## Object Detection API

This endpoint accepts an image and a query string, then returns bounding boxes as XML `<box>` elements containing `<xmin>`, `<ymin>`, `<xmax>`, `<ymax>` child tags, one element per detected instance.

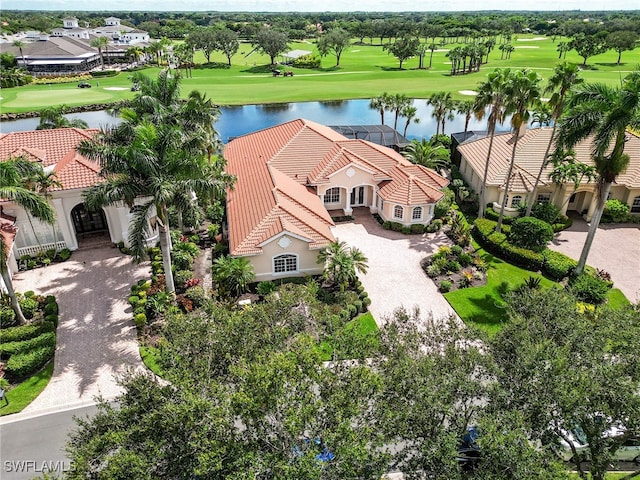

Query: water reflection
<box><xmin>1</xmin><ymin>99</ymin><xmax>512</xmax><ymax>143</ymax></box>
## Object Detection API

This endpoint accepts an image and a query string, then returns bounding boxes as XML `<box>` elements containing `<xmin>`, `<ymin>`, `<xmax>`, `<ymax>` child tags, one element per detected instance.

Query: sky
<box><xmin>2</xmin><ymin>0</ymin><xmax>638</xmax><ymax>11</ymax></box>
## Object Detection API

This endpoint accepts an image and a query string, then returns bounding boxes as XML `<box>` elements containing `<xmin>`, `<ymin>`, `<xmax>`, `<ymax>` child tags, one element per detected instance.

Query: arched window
<box><xmin>632</xmin><ymin>196</ymin><xmax>640</xmax><ymax>213</ymax></box>
<box><xmin>273</xmin><ymin>254</ymin><xmax>298</xmax><ymax>274</ymax></box>
<box><xmin>324</xmin><ymin>187</ymin><xmax>340</xmax><ymax>204</ymax></box>
<box><xmin>537</xmin><ymin>193</ymin><xmax>551</xmax><ymax>204</ymax></box>
<box><xmin>393</xmin><ymin>205</ymin><xmax>404</xmax><ymax>220</ymax></box>
<box><xmin>412</xmin><ymin>206</ymin><xmax>423</xmax><ymax>220</ymax></box>
<box><xmin>510</xmin><ymin>195</ymin><xmax>523</xmax><ymax>208</ymax></box>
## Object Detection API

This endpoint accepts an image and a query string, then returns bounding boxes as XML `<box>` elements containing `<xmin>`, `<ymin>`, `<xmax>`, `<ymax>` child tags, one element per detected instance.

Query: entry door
<box><xmin>350</xmin><ymin>186</ymin><xmax>365</xmax><ymax>206</ymax></box>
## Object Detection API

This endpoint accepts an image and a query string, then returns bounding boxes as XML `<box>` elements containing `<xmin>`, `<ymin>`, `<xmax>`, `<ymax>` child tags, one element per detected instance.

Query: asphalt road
<box><xmin>0</xmin><ymin>405</ymin><xmax>97</xmax><ymax>480</ymax></box>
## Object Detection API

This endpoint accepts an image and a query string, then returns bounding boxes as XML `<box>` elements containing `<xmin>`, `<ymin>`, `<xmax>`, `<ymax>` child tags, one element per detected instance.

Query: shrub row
<box><xmin>543</xmin><ymin>250</ymin><xmax>578</xmax><ymax>280</ymax></box>
<box><xmin>382</xmin><ymin>220</ymin><xmax>440</xmax><ymax>235</ymax></box>
<box><xmin>473</xmin><ymin>219</ymin><xmax>544</xmax><ymax>271</ymax></box>
<box><xmin>484</xmin><ymin>206</ymin><xmax>516</xmax><ymax>224</ymax></box>
<box><xmin>0</xmin><ymin>332</ymin><xmax>56</xmax><ymax>359</ymax></box>
<box><xmin>5</xmin><ymin>344</ymin><xmax>55</xmax><ymax>378</ymax></box>
<box><xmin>0</xmin><ymin>321</ymin><xmax>55</xmax><ymax>344</ymax></box>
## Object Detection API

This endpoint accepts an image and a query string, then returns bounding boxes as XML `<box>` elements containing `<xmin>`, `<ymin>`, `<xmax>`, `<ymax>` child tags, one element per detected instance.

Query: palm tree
<box><xmin>12</xmin><ymin>40</ymin><xmax>25</xmax><ymax>68</ymax></box>
<box><xmin>547</xmin><ymin>148</ymin><xmax>596</xmax><ymax>215</ymax></box>
<box><xmin>0</xmin><ymin>158</ymin><xmax>55</xmax><ymax>325</ymax></box>
<box><xmin>556</xmin><ymin>70</ymin><xmax>640</xmax><ymax>275</ymax></box>
<box><xmin>78</xmin><ymin>71</ymin><xmax>234</xmax><ymax>295</ymax></box>
<box><xmin>90</xmin><ymin>36</ymin><xmax>109</xmax><ymax>70</ymax></box>
<box><xmin>402</xmin><ymin>139</ymin><xmax>450</xmax><ymax>173</ymax></box>
<box><xmin>390</xmin><ymin>94</ymin><xmax>411</xmax><ymax>131</ymax></box>
<box><xmin>212</xmin><ymin>255</ymin><xmax>255</xmax><ymax>298</ymax></box>
<box><xmin>428</xmin><ymin>92</ymin><xmax>455</xmax><ymax>136</ymax></box>
<box><xmin>400</xmin><ymin>104</ymin><xmax>420</xmax><ymax>137</ymax></box>
<box><xmin>531</xmin><ymin>101</ymin><xmax>552</xmax><ymax>128</ymax></box>
<box><xmin>525</xmin><ymin>62</ymin><xmax>583</xmax><ymax>217</ymax></box>
<box><xmin>473</xmin><ymin>67</ymin><xmax>512</xmax><ymax>218</ymax></box>
<box><xmin>496</xmin><ymin>69</ymin><xmax>542</xmax><ymax>233</ymax></box>
<box><xmin>37</xmin><ymin>105</ymin><xmax>89</xmax><ymax>130</ymax></box>
<box><xmin>456</xmin><ymin>100</ymin><xmax>475</xmax><ymax>133</ymax></box>
<box><xmin>317</xmin><ymin>240</ymin><xmax>368</xmax><ymax>291</ymax></box>
<box><xmin>369</xmin><ymin>93</ymin><xmax>393</xmax><ymax>125</ymax></box>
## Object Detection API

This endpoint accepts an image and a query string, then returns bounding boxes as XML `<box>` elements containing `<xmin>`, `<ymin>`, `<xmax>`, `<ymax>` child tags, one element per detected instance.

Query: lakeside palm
<box><xmin>556</xmin><ymin>69</ymin><xmax>640</xmax><ymax>275</ymax></box>
<box><xmin>402</xmin><ymin>139</ymin><xmax>450</xmax><ymax>173</ymax></box>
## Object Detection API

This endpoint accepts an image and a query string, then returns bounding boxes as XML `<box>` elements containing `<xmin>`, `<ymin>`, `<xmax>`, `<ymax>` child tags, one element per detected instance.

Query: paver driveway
<box><xmin>332</xmin><ymin>209</ymin><xmax>456</xmax><ymax>326</ymax></box>
<box><xmin>549</xmin><ymin>218</ymin><xmax>640</xmax><ymax>303</ymax></box>
<box><xmin>12</xmin><ymin>247</ymin><xmax>149</xmax><ymax>414</ymax></box>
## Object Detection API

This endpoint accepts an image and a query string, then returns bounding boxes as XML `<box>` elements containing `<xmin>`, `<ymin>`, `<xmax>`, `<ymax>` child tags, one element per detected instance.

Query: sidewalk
<box><xmin>7</xmin><ymin>247</ymin><xmax>149</xmax><ymax>418</ymax></box>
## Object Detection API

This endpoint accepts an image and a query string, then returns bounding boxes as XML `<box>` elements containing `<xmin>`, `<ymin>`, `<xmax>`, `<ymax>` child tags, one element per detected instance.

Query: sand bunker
<box><xmin>518</xmin><ymin>37</ymin><xmax>547</xmax><ymax>41</ymax></box>
<box><xmin>515</xmin><ymin>46</ymin><xmax>540</xmax><ymax>49</ymax></box>
<box><xmin>351</xmin><ymin>50</ymin><xmax>361</xmax><ymax>52</ymax></box>
<box><xmin>459</xmin><ymin>90</ymin><xmax>478</xmax><ymax>96</ymax></box>
<box><xmin>103</xmin><ymin>87</ymin><xmax>129</xmax><ymax>91</ymax></box>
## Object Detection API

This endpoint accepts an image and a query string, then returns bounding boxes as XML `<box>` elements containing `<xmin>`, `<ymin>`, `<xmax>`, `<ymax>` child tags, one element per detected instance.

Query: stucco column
<box><xmin>370</xmin><ymin>186</ymin><xmax>378</xmax><ymax>213</ymax></box>
<box><xmin>53</xmin><ymin>198</ymin><xmax>77</xmax><ymax>250</ymax></box>
<box><xmin>558</xmin><ymin>188</ymin><xmax>573</xmax><ymax>216</ymax></box>
<box><xmin>345</xmin><ymin>187</ymin><xmax>352</xmax><ymax>215</ymax></box>
<box><xmin>585</xmin><ymin>192</ymin><xmax>599</xmax><ymax>221</ymax></box>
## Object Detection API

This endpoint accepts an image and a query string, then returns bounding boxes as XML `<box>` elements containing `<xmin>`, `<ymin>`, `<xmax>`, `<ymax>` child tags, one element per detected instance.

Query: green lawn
<box><xmin>0</xmin><ymin>361</ymin><xmax>53</xmax><ymax>416</ymax></box>
<box><xmin>1</xmin><ymin>35</ymin><xmax>637</xmax><ymax>113</ymax></box>
<box><xmin>444</xmin><ymin>242</ymin><xmax>557</xmax><ymax>335</ymax></box>
<box><xmin>606</xmin><ymin>288</ymin><xmax>631</xmax><ymax>309</ymax></box>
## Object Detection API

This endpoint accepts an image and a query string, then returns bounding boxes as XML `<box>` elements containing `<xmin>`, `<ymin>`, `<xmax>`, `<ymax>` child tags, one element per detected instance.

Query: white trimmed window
<box><xmin>537</xmin><ymin>193</ymin><xmax>551</xmax><ymax>204</ymax></box>
<box><xmin>324</xmin><ymin>187</ymin><xmax>340</xmax><ymax>204</ymax></box>
<box><xmin>510</xmin><ymin>195</ymin><xmax>523</xmax><ymax>208</ymax></box>
<box><xmin>273</xmin><ymin>254</ymin><xmax>298</xmax><ymax>274</ymax></box>
<box><xmin>412</xmin><ymin>206</ymin><xmax>423</xmax><ymax>220</ymax></box>
<box><xmin>631</xmin><ymin>196</ymin><xmax>640</xmax><ymax>213</ymax></box>
<box><xmin>394</xmin><ymin>205</ymin><xmax>404</xmax><ymax>220</ymax></box>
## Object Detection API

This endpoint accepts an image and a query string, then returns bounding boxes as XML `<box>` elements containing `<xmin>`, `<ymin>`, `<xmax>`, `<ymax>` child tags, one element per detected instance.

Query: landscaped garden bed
<box><xmin>0</xmin><ymin>291</ymin><xmax>59</xmax><ymax>415</ymax></box>
<box><xmin>422</xmin><ymin>244</ymin><xmax>488</xmax><ymax>293</ymax></box>
<box><xmin>17</xmin><ymin>248</ymin><xmax>72</xmax><ymax>271</ymax></box>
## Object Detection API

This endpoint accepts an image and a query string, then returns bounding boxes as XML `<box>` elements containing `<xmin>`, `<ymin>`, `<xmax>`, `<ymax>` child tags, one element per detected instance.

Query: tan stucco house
<box><xmin>456</xmin><ymin>127</ymin><xmax>640</xmax><ymax>221</ymax></box>
<box><xmin>0</xmin><ymin>128</ymin><xmax>157</xmax><ymax>275</ymax></box>
<box><xmin>224</xmin><ymin>119</ymin><xmax>449</xmax><ymax>281</ymax></box>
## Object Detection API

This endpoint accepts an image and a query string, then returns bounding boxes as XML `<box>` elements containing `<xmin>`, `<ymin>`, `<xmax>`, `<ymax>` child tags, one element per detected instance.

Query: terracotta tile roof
<box><xmin>0</xmin><ymin>216</ymin><xmax>18</xmax><ymax>257</ymax></box>
<box><xmin>457</xmin><ymin>127</ymin><xmax>640</xmax><ymax>190</ymax></box>
<box><xmin>379</xmin><ymin>165</ymin><xmax>446</xmax><ymax>205</ymax></box>
<box><xmin>0</xmin><ymin>128</ymin><xmax>100</xmax><ymax>191</ymax></box>
<box><xmin>224</xmin><ymin>119</ymin><xmax>448</xmax><ymax>257</ymax></box>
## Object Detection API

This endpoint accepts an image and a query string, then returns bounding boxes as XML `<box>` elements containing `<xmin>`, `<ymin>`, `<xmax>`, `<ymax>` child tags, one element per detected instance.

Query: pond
<box><xmin>0</xmin><ymin>99</ymin><xmax>512</xmax><ymax>142</ymax></box>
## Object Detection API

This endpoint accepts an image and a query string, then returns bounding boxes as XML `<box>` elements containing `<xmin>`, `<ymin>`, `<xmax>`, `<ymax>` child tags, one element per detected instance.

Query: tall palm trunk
<box><xmin>526</xmin><ymin>123</ymin><xmax>557</xmax><ymax>217</ymax></box>
<box><xmin>2</xmin><ymin>268</ymin><xmax>26</xmax><ymax>325</ymax></box>
<box><xmin>496</xmin><ymin>130</ymin><xmax>522</xmax><ymax>232</ymax></box>
<box><xmin>575</xmin><ymin>181</ymin><xmax>610</xmax><ymax>276</ymax></box>
<box><xmin>158</xmin><ymin>204</ymin><xmax>175</xmax><ymax>294</ymax></box>
<box><xmin>477</xmin><ymin>132</ymin><xmax>497</xmax><ymax>218</ymax></box>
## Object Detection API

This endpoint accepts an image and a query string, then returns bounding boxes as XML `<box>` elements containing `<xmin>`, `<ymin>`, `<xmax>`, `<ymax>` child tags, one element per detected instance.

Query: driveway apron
<box><xmin>11</xmin><ymin>247</ymin><xmax>149</xmax><ymax>414</ymax></box>
<box><xmin>331</xmin><ymin>209</ymin><xmax>457</xmax><ymax>326</ymax></box>
<box><xmin>549</xmin><ymin>218</ymin><xmax>640</xmax><ymax>303</ymax></box>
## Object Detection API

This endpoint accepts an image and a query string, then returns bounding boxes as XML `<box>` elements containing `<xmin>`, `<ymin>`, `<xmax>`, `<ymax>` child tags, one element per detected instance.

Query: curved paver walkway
<box><xmin>548</xmin><ymin>218</ymin><xmax>640</xmax><ymax>303</ymax></box>
<box><xmin>12</xmin><ymin>247</ymin><xmax>149</xmax><ymax>414</ymax></box>
<box><xmin>332</xmin><ymin>209</ymin><xmax>457</xmax><ymax>326</ymax></box>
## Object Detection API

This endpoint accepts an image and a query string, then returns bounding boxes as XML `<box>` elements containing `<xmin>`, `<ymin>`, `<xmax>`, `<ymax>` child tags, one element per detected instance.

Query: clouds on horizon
<box><xmin>3</xmin><ymin>0</ymin><xmax>638</xmax><ymax>11</ymax></box>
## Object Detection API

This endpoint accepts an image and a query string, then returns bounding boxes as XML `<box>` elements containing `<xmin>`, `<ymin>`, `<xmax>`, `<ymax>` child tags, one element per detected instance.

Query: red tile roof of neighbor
<box><xmin>0</xmin><ymin>128</ymin><xmax>101</xmax><ymax>191</ymax></box>
<box><xmin>457</xmin><ymin>128</ymin><xmax>640</xmax><ymax>192</ymax></box>
<box><xmin>224</xmin><ymin>119</ymin><xmax>448</xmax><ymax>257</ymax></box>
<box><xmin>0</xmin><ymin>216</ymin><xmax>18</xmax><ymax>256</ymax></box>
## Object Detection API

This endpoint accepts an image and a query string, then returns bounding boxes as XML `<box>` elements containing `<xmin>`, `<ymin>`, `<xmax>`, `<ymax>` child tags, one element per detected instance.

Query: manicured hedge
<box><xmin>543</xmin><ymin>250</ymin><xmax>577</xmax><ymax>280</ymax></box>
<box><xmin>485</xmin><ymin>206</ymin><xmax>516</xmax><ymax>224</ymax></box>
<box><xmin>473</xmin><ymin>218</ymin><xmax>544</xmax><ymax>271</ymax></box>
<box><xmin>5</xmin><ymin>344</ymin><xmax>55</xmax><ymax>378</ymax></box>
<box><xmin>509</xmin><ymin>217</ymin><xmax>554</xmax><ymax>252</ymax></box>
<box><xmin>0</xmin><ymin>321</ymin><xmax>55</xmax><ymax>344</ymax></box>
<box><xmin>0</xmin><ymin>332</ymin><xmax>56</xmax><ymax>359</ymax></box>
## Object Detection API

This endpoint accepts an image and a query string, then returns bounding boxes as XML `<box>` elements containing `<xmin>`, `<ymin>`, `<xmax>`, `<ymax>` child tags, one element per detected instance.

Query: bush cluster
<box><xmin>0</xmin><ymin>321</ymin><xmax>55</xmax><ymax>344</ymax></box>
<box><xmin>32</xmin><ymin>74</ymin><xmax>92</xmax><ymax>84</ymax></box>
<box><xmin>473</xmin><ymin>219</ymin><xmax>544</xmax><ymax>271</ymax></box>
<box><xmin>5</xmin><ymin>344</ymin><xmax>56</xmax><ymax>378</ymax></box>
<box><xmin>509</xmin><ymin>217</ymin><xmax>554</xmax><ymax>253</ymax></box>
<box><xmin>543</xmin><ymin>250</ymin><xmax>577</xmax><ymax>280</ymax></box>
<box><xmin>569</xmin><ymin>272</ymin><xmax>612</xmax><ymax>305</ymax></box>
<box><xmin>602</xmin><ymin>199</ymin><xmax>630</xmax><ymax>223</ymax></box>
<box><xmin>19</xmin><ymin>248</ymin><xmax>71</xmax><ymax>270</ymax></box>
<box><xmin>292</xmin><ymin>54</ymin><xmax>321</xmax><ymax>68</ymax></box>
<box><xmin>0</xmin><ymin>332</ymin><xmax>56</xmax><ymax>359</ymax></box>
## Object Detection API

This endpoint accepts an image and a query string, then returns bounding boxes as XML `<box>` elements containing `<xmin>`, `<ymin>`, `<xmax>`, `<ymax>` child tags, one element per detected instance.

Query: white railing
<box><xmin>17</xmin><ymin>242</ymin><xmax>68</xmax><ymax>258</ymax></box>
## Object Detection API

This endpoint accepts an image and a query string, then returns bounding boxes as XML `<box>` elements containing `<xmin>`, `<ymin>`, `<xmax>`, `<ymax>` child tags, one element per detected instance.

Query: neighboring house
<box><xmin>456</xmin><ymin>127</ymin><xmax>640</xmax><ymax>220</ymax></box>
<box><xmin>224</xmin><ymin>119</ymin><xmax>448</xmax><ymax>281</ymax></box>
<box><xmin>0</xmin><ymin>128</ymin><xmax>157</xmax><ymax>274</ymax></box>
